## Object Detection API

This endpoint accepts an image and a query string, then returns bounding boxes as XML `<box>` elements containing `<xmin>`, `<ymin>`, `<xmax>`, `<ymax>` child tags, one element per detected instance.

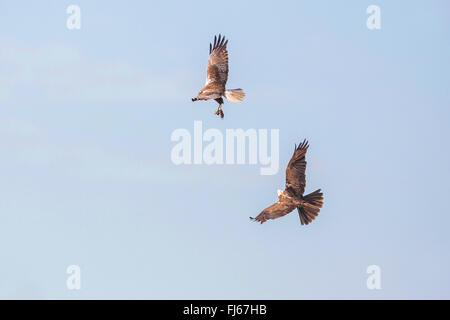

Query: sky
<box><xmin>0</xmin><ymin>0</ymin><xmax>449</xmax><ymax>299</ymax></box>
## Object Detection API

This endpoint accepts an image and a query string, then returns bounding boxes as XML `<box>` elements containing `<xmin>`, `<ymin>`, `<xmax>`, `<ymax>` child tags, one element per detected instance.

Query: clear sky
<box><xmin>0</xmin><ymin>0</ymin><xmax>449</xmax><ymax>299</ymax></box>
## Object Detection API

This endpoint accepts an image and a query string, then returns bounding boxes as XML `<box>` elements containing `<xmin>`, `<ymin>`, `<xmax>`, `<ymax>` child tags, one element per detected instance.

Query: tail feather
<box><xmin>224</xmin><ymin>89</ymin><xmax>245</xmax><ymax>102</ymax></box>
<box><xmin>297</xmin><ymin>189</ymin><xmax>323</xmax><ymax>226</ymax></box>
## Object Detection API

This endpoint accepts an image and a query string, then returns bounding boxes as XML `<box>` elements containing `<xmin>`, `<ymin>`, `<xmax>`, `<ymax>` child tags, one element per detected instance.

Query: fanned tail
<box><xmin>224</xmin><ymin>89</ymin><xmax>245</xmax><ymax>102</ymax></box>
<box><xmin>297</xmin><ymin>189</ymin><xmax>323</xmax><ymax>226</ymax></box>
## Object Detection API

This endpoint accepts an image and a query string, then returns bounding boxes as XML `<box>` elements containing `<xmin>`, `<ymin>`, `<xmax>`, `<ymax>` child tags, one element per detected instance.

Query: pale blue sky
<box><xmin>0</xmin><ymin>0</ymin><xmax>449</xmax><ymax>299</ymax></box>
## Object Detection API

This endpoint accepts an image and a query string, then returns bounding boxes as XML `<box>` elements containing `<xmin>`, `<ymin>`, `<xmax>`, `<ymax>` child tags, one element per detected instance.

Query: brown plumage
<box><xmin>250</xmin><ymin>140</ymin><xmax>324</xmax><ymax>226</ymax></box>
<box><xmin>192</xmin><ymin>34</ymin><xmax>245</xmax><ymax>118</ymax></box>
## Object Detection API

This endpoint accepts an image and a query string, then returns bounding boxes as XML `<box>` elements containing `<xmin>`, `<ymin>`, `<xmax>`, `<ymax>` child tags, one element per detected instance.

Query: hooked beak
<box><xmin>192</xmin><ymin>97</ymin><xmax>198</xmax><ymax>102</ymax></box>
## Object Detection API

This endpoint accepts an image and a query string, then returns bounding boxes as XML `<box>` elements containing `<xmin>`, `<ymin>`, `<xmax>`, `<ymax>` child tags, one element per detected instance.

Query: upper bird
<box><xmin>251</xmin><ymin>140</ymin><xmax>324</xmax><ymax>225</ymax></box>
<box><xmin>192</xmin><ymin>34</ymin><xmax>245</xmax><ymax>118</ymax></box>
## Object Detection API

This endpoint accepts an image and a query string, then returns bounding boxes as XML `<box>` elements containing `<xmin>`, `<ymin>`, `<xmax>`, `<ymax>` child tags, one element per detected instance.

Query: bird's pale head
<box><xmin>277</xmin><ymin>189</ymin><xmax>283</xmax><ymax>197</ymax></box>
<box><xmin>192</xmin><ymin>89</ymin><xmax>205</xmax><ymax>101</ymax></box>
<box><xmin>197</xmin><ymin>88</ymin><xmax>220</xmax><ymax>100</ymax></box>
<box><xmin>197</xmin><ymin>89</ymin><xmax>208</xmax><ymax>99</ymax></box>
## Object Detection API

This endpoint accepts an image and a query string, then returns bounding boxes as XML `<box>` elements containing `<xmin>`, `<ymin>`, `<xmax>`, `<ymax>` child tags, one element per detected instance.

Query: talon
<box><xmin>215</xmin><ymin>105</ymin><xmax>223</xmax><ymax>117</ymax></box>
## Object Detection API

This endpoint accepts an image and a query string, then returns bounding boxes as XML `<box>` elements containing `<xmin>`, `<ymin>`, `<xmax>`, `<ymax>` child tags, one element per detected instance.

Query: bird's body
<box><xmin>192</xmin><ymin>34</ymin><xmax>245</xmax><ymax>118</ymax></box>
<box><xmin>251</xmin><ymin>140</ymin><xmax>324</xmax><ymax>225</ymax></box>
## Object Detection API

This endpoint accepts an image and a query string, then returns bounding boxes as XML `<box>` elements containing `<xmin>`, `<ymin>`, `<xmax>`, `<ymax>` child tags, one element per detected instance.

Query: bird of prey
<box><xmin>191</xmin><ymin>34</ymin><xmax>245</xmax><ymax>118</ymax></box>
<box><xmin>251</xmin><ymin>140</ymin><xmax>324</xmax><ymax>225</ymax></box>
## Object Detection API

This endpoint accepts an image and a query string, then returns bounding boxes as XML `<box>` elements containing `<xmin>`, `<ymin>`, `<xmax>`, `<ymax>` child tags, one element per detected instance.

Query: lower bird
<box><xmin>191</xmin><ymin>34</ymin><xmax>245</xmax><ymax>118</ymax></box>
<box><xmin>251</xmin><ymin>140</ymin><xmax>324</xmax><ymax>225</ymax></box>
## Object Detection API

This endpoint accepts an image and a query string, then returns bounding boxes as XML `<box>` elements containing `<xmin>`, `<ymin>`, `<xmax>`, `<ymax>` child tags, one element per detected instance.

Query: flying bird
<box><xmin>251</xmin><ymin>140</ymin><xmax>324</xmax><ymax>225</ymax></box>
<box><xmin>191</xmin><ymin>34</ymin><xmax>245</xmax><ymax>118</ymax></box>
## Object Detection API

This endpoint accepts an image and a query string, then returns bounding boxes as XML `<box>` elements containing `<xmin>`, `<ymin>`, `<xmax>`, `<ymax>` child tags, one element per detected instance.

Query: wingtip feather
<box><xmin>209</xmin><ymin>34</ymin><xmax>228</xmax><ymax>55</ymax></box>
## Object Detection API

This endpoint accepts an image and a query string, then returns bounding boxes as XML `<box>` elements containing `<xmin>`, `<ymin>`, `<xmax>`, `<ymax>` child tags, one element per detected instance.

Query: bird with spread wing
<box><xmin>251</xmin><ymin>140</ymin><xmax>324</xmax><ymax>225</ymax></box>
<box><xmin>192</xmin><ymin>34</ymin><xmax>245</xmax><ymax>118</ymax></box>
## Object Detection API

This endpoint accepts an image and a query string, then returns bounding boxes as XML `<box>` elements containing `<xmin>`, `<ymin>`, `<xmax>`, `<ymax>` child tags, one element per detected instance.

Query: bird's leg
<box><xmin>214</xmin><ymin>98</ymin><xmax>224</xmax><ymax>119</ymax></box>
<box><xmin>215</xmin><ymin>105</ymin><xmax>224</xmax><ymax>118</ymax></box>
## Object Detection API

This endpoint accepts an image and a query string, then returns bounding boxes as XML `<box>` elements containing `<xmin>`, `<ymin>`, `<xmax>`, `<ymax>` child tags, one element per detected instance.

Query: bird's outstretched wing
<box><xmin>250</xmin><ymin>200</ymin><xmax>297</xmax><ymax>224</ymax></box>
<box><xmin>285</xmin><ymin>139</ymin><xmax>309</xmax><ymax>198</ymax></box>
<box><xmin>206</xmin><ymin>34</ymin><xmax>229</xmax><ymax>86</ymax></box>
